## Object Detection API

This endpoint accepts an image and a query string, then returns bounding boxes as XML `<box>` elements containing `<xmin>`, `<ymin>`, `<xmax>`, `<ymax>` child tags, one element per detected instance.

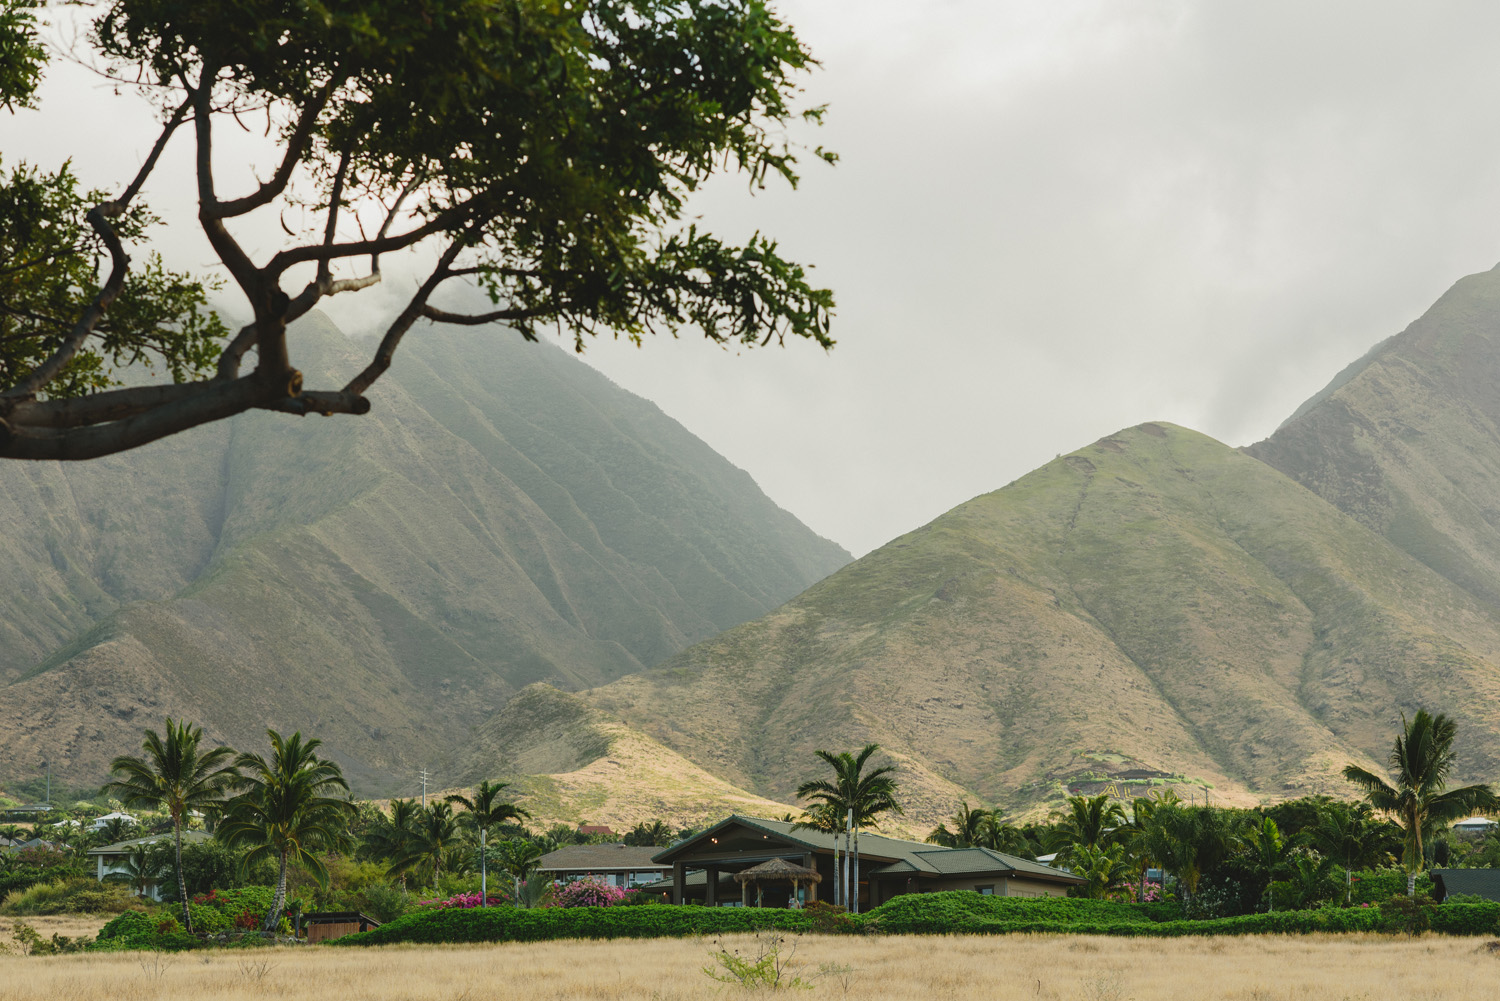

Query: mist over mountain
<box><xmin>0</xmin><ymin>314</ymin><xmax>849</xmax><ymax>794</ymax></box>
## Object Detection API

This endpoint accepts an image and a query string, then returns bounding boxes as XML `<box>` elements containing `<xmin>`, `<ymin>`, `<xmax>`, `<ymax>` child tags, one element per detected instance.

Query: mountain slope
<box><xmin>0</xmin><ymin>314</ymin><xmax>849</xmax><ymax>792</ymax></box>
<box><xmin>1247</xmin><ymin>262</ymin><xmax>1500</xmax><ymax>609</ymax></box>
<box><xmin>580</xmin><ymin>421</ymin><xmax>1500</xmax><ymax>825</ymax></box>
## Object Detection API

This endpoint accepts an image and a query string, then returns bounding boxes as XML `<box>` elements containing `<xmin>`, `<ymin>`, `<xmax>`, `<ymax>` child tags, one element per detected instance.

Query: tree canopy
<box><xmin>0</xmin><ymin>0</ymin><xmax>835</xmax><ymax>459</ymax></box>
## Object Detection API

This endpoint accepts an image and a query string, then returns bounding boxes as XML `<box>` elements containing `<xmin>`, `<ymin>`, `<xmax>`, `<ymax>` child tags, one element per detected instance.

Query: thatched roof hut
<box><xmin>734</xmin><ymin>857</ymin><xmax>822</xmax><ymax>907</ymax></box>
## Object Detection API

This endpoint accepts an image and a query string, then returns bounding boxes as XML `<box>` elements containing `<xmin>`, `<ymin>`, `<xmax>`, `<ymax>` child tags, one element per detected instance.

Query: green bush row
<box><xmin>336</xmin><ymin>892</ymin><xmax>1500</xmax><ymax>947</ymax></box>
<box><xmin>337</xmin><ymin>905</ymin><xmax>814</xmax><ymax>946</ymax></box>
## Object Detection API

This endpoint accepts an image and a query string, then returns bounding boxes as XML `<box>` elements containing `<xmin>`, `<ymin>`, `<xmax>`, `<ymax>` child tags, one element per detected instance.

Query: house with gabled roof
<box><xmin>645</xmin><ymin>814</ymin><xmax>1082</xmax><ymax>909</ymax></box>
<box><xmin>536</xmin><ymin>843</ymin><xmax>671</xmax><ymax>888</ymax></box>
<box><xmin>87</xmin><ymin>830</ymin><xmax>211</xmax><ymax>899</ymax></box>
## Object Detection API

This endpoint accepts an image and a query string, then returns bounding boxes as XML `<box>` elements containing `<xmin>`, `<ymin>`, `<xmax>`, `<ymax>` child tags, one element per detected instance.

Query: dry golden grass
<box><xmin>0</xmin><ymin>914</ymin><xmax>111</xmax><ymax>954</ymax></box>
<box><xmin>1</xmin><ymin>932</ymin><xmax>1498</xmax><ymax>1000</ymax></box>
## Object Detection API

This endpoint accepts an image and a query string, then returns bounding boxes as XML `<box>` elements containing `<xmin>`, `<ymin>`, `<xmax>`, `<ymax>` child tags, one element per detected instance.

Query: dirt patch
<box><xmin>1136</xmin><ymin>422</ymin><xmax>1169</xmax><ymax>437</ymax></box>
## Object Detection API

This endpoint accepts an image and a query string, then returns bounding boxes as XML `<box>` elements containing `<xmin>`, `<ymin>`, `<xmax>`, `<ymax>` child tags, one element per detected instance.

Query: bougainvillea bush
<box><xmin>418</xmin><ymin>892</ymin><xmax>509</xmax><ymax>909</ymax></box>
<box><xmin>554</xmin><ymin>878</ymin><xmax>636</xmax><ymax>908</ymax></box>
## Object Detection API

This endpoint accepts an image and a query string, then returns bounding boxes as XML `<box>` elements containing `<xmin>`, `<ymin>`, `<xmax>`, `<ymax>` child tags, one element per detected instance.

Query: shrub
<box><xmin>804</xmin><ymin>900</ymin><xmax>857</xmax><ymax>934</ymax></box>
<box><xmin>0</xmin><ymin>877</ymin><xmax>136</xmax><ymax>916</ymax></box>
<box><xmin>361</xmin><ymin>882</ymin><xmax>414</xmax><ymax>923</ymax></box>
<box><xmin>554</xmin><ymin>877</ymin><xmax>633</xmax><ymax>908</ymax></box>
<box><xmin>1349</xmin><ymin>868</ymin><xmax>1433</xmax><ymax>904</ymax></box>
<box><xmin>337</xmin><ymin>904</ymin><xmax>813</xmax><ymax>946</ymax></box>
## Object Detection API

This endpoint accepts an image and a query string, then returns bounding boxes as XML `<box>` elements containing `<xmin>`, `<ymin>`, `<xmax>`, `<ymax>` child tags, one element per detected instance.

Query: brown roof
<box><xmin>734</xmin><ymin>857</ymin><xmax>822</xmax><ymax>884</ymax></box>
<box><xmin>537</xmin><ymin>843</ymin><xmax>670</xmax><ymax>872</ymax></box>
<box><xmin>577</xmin><ymin>825</ymin><xmax>614</xmax><ymax>836</ymax></box>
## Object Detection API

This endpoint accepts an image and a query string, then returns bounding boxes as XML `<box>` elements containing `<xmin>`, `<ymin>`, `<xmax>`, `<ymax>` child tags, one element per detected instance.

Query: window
<box><xmin>976</xmin><ymin>885</ymin><xmax>995</xmax><ymax>895</ymax></box>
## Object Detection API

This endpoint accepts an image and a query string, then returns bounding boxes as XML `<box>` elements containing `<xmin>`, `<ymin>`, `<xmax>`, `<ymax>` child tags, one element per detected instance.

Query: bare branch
<box><xmin>207</xmin><ymin>82</ymin><xmax>334</xmax><ymax>220</ymax></box>
<box><xmin>284</xmin><ymin>271</ymin><xmax>382</xmax><ymax>325</ymax></box>
<box><xmin>267</xmin><ymin>198</ymin><xmax>483</xmax><ymax>278</ymax></box>
<box><xmin>119</xmin><ymin>95</ymin><xmax>193</xmax><ymax>209</ymax></box>
<box><xmin>316</xmin><ymin>149</ymin><xmax>351</xmax><ymax>285</ymax></box>
<box><xmin>215</xmin><ymin>321</ymin><xmax>260</xmax><ymax>380</ymax></box>
<box><xmin>191</xmin><ymin>70</ymin><xmax>263</xmax><ymax>302</ymax></box>
<box><xmin>421</xmin><ymin>304</ymin><xmax>555</xmax><ymax>325</ymax></box>
<box><xmin>344</xmin><ymin>242</ymin><xmax>466</xmax><ymax>396</ymax></box>
<box><xmin>1</xmin><ymin>204</ymin><xmax>130</xmax><ymax>400</ymax></box>
<box><xmin>0</xmin><ymin>375</ymin><xmax>271</xmax><ymax>461</ymax></box>
<box><xmin>258</xmin><ymin>389</ymin><xmax>371</xmax><ymax>417</ymax></box>
<box><xmin>2</xmin><ymin>381</ymin><xmax>206</xmax><ymax>429</ymax></box>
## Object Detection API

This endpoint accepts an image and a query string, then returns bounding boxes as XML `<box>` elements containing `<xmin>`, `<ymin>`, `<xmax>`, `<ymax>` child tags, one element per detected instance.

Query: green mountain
<box><xmin>564</xmin><ymin>268</ymin><xmax>1500</xmax><ymax>824</ymax></box>
<box><xmin>0</xmin><ymin>313</ymin><xmax>849</xmax><ymax>793</ymax></box>
<box><xmin>1247</xmin><ymin>262</ymin><xmax>1500</xmax><ymax>609</ymax></box>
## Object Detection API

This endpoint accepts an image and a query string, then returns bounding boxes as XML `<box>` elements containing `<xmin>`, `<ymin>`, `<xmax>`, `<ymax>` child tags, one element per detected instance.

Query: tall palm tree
<box><xmin>976</xmin><ymin>808</ymin><xmax>1031</xmax><ymax>856</ymax></box>
<box><xmin>1055</xmin><ymin>793</ymin><xmax>1127</xmax><ymax>866</ymax></box>
<box><xmin>927</xmin><ymin>801</ymin><xmax>988</xmax><ymax>848</ymax></box>
<box><xmin>796</xmin><ymin>744</ymin><xmax>901</xmax><ymax>914</ymax></box>
<box><xmin>1343</xmin><ymin>709</ymin><xmax>1499</xmax><ymax>896</ymax></box>
<box><xmin>446</xmin><ymin>780</ymin><xmax>529</xmax><ymax>907</ymax></box>
<box><xmin>387</xmin><ymin>801</ymin><xmax>466</xmax><ymax>887</ymax></box>
<box><xmin>103</xmin><ymin>718</ymin><xmax>240</xmax><ymax>932</ymax></box>
<box><xmin>1305</xmin><ymin>801</ymin><xmax>1390</xmax><ymax>904</ymax></box>
<box><xmin>217</xmin><ymin>730</ymin><xmax>354</xmax><ymax>931</ymax></box>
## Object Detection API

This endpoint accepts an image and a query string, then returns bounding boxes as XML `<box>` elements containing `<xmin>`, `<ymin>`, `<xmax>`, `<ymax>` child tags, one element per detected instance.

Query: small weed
<box><xmin>236</xmin><ymin>956</ymin><xmax>275</xmax><ymax>984</ymax></box>
<box><xmin>703</xmin><ymin>931</ymin><xmax>811</xmax><ymax>991</ymax></box>
<box><xmin>1080</xmin><ymin>972</ymin><xmax>1128</xmax><ymax>1001</ymax></box>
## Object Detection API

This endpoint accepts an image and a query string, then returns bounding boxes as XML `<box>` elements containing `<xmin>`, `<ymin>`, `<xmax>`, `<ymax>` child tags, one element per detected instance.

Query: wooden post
<box><xmin>741</xmin><ymin>880</ymin><xmax>749</xmax><ymax>907</ymax></box>
<box><xmin>672</xmin><ymin>861</ymin><xmax>685</xmax><ymax>906</ymax></box>
<box><xmin>705</xmin><ymin>865</ymin><xmax>718</xmax><ymax>907</ymax></box>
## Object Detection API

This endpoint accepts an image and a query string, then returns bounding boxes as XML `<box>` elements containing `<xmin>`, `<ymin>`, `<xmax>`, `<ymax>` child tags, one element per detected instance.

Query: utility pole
<box><xmin>420</xmin><ymin>769</ymin><xmax>430</xmax><ymax>807</ymax></box>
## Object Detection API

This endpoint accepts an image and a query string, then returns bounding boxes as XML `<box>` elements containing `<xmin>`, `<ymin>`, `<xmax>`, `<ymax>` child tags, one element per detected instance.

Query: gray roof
<box><xmin>1431</xmin><ymin>868</ymin><xmax>1500</xmax><ymax>902</ymax></box>
<box><xmin>537</xmin><ymin>843</ymin><xmax>671</xmax><ymax>872</ymax></box>
<box><xmin>872</xmin><ymin>846</ymin><xmax>1081</xmax><ymax>881</ymax></box>
<box><xmin>87</xmin><ymin>830</ymin><xmax>211</xmax><ymax>856</ymax></box>
<box><xmin>652</xmin><ymin>815</ymin><xmax>1082</xmax><ymax>885</ymax></box>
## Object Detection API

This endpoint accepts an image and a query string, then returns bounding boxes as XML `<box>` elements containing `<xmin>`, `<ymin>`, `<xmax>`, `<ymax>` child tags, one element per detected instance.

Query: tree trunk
<box><xmin>480</xmin><ymin>827</ymin><xmax>487</xmax><ymax>908</ymax></box>
<box><xmin>832</xmin><ymin>841</ymin><xmax>841</xmax><ymax>908</ymax></box>
<box><xmin>173</xmin><ymin>817</ymin><xmax>192</xmax><ymax>934</ymax></box>
<box><xmin>852</xmin><ymin>824</ymin><xmax>860</xmax><ymax>915</ymax></box>
<box><xmin>264</xmin><ymin>851</ymin><xmax>289</xmax><ymax>933</ymax></box>
<box><xmin>1407</xmin><ymin>869</ymin><xmax>1416</xmax><ymax>898</ymax></box>
<box><xmin>844</xmin><ymin>809</ymin><xmax>852</xmax><ymax>912</ymax></box>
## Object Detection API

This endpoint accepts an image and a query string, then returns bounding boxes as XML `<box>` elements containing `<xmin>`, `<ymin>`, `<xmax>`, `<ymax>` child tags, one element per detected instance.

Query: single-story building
<box><xmin>1430</xmin><ymin>868</ymin><xmax>1500</xmax><ymax>903</ymax></box>
<box><xmin>87</xmin><ymin>830</ymin><xmax>211</xmax><ymax>899</ymax></box>
<box><xmin>88</xmin><ymin>812</ymin><xmax>139</xmax><ymax>832</ymax></box>
<box><xmin>645</xmin><ymin>815</ymin><xmax>1083</xmax><ymax>909</ymax></box>
<box><xmin>1451</xmin><ymin>816</ymin><xmax>1498</xmax><ymax>839</ymax></box>
<box><xmin>299</xmin><ymin>911</ymin><xmax>381</xmax><ymax>942</ymax></box>
<box><xmin>536</xmin><ymin>843</ymin><xmax>672</xmax><ymax>888</ymax></box>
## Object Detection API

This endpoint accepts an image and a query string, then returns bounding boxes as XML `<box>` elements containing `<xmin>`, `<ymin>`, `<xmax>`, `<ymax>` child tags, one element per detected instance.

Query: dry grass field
<box><xmin>2</xmin><ymin>932</ymin><xmax>1499</xmax><ymax>1001</ymax></box>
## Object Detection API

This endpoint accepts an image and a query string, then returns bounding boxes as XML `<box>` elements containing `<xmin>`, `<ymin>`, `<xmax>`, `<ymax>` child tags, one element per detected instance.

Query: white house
<box><xmin>87</xmin><ymin>830</ymin><xmax>210</xmax><ymax>900</ymax></box>
<box><xmin>87</xmin><ymin>812</ymin><xmax>139</xmax><ymax>832</ymax></box>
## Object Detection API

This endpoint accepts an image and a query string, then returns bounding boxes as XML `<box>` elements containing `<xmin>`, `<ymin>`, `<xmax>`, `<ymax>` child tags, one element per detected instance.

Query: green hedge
<box><xmin>336</xmin><ymin>905</ymin><xmax>814</xmax><ymax>946</ymax></box>
<box><xmin>865</xmin><ymin>894</ymin><xmax>1168</xmax><ymax>933</ymax></box>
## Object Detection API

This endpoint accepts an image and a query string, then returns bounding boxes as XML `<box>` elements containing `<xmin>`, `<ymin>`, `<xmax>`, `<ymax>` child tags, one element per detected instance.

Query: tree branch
<box><xmin>1</xmin><ymin>203</ymin><xmax>130</xmax><ymax>399</ymax></box>
<box><xmin>343</xmin><ymin>243</ymin><xmax>466</xmax><ymax>396</ymax></box>
<box><xmin>206</xmin><ymin>82</ymin><xmax>333</xmax><ymax>220</ymax></box>
<box><xmin>316</xmin><ymin>149</ymin><xmax>351</xmax><ymax>286</ymax></box>
<box><xmin>119</xmin><ymin>94</ymin><xmax>193</xmax><ymax>209</ymax></box>
<box><xmin>421</xmin><ymin>304</ymin><xmax>555</xmax><ymax>326</ymax></box>
<box><xmin>266</xmin><ymin>199</ymin><xmax>482</xmax><ymax>278</ymax></box>
<box><xmin>191</xmin><ymin>69</ymin><xmax>263</xmax><ymax>303</ymax></box>
<box><xmin>2</xmin><ymin>381</ymin><xmax>206</xmax><ymax>428</ymax></box>
<box><xmin>0</xmin><ymin>375</ymin><xmax>272</xmax><ymax>460</ymax></box>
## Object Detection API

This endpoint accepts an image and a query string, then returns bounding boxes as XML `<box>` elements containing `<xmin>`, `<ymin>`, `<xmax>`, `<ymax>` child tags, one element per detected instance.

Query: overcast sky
<box><xmin>14</xmin><ymin>2</ymin><xmax>1500</xmax><ymax>556</ymax></box>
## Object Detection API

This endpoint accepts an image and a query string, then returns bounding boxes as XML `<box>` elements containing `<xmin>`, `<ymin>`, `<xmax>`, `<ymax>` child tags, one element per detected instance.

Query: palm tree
<box><xmin>1071</xmin><ymin>843</ymin><xmax>1129</xmax><ymax>900</ymax></box>
<box><xmin>1120</xmin><ymin>791</ymin><xmax>1178</xmax><ymax>903</ymax></box>
<box><xmin>976</xmin><ymin>809</ymin><xmax>1031</xmax><ymax>856</ymax></box>
<box><xmin>1305</xmin><ymin>801</ymin><xmax>1388</xmax><ymax>904</ymax></box>
<box><xmin>1055</xmin><ymin>793</ymin><xmax>1127</xmax><ymax>866</ymax></box>
<box><xmin>217</xmin><ymin>729</ymin><xmax>354</xmax><ymax>931</ymax></box>
<box><xmin>791</xmin><ymin>802</ymin><xmax>845</xmax><ymax>905</ymax></box>
<box><xmin>103</xmin><ymin>843</ymin><xmax>167</xmax><ymax>898</ymax></box>
<box><xmin>796</xmin><ymin>744</ymin><xmax>902</xmax><ymax>914</ymax></box>
<box><xmin>1244</xmin><ymin>816</ymin><xmax>1292</xmax><ymax>911</ymax></box>
<box><xmin>446</xmin><ymin>780</ymin><xmax>529</xmax><ymax>908</ymax></box>
<box><xmin>1343</xmin><ymin>709</ymin><xmax>1499</xmax><ymax>896</ymax></box>
<box><xmin>387</xmin><ymin>801</ymin><xmax>466</xmax><ymax>887</ymax></box>
<box><xmin>625</xmin><ymin>819</ymin><xmax>674</xmax><ymax>847</ymax></box>
<box><xmin>494</xmin><ymin>838</ymin><xmax>545</xmax><ymax>903</ymax></box>
<box><xmin>103</xmin><ymin>718</ymin><xmax>240</xmax><ymax>932</ymax></box>
<box><xmin>927</xmin><ymin>801</ymin><xmax>988</xmax><ymax>848</ymax></box>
